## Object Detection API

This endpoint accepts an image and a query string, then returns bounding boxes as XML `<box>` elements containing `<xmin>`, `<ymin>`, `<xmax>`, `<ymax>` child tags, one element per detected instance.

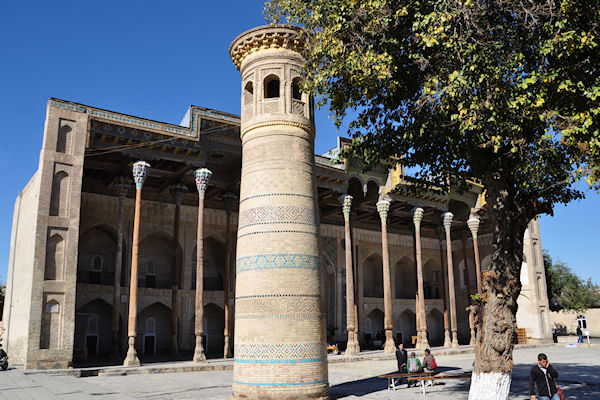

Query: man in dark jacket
<box><xmin>529</xmin><ymin>353</ymin><xmax>559</xmax><ymax>400</ymax></box>
<box><xmin>396</xmin><ymin>343</ymin><xmax>408</xmax><ymax>372</ymax></box>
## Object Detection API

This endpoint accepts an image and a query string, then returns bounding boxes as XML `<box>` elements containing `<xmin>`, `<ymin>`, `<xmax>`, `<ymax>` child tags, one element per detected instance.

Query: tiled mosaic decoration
<box><xmin>234</xmin><ymin>342</ymin><xmax>326</xmax><ymax>360</ymax></box>
<box><xmin>236</xmin><ymin>254</ymin><xmax>320</xmax><ymax>272</ymax></box>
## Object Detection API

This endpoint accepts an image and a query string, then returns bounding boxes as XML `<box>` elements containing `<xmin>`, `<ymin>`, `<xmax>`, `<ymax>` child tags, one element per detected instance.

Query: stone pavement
<box><xmin>1</xmin><ymin>344</ymin><xmax>599</xmax><ymax>399</ymax></box>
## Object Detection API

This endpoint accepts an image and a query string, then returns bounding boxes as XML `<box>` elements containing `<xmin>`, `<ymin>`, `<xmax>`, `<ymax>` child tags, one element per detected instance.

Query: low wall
<box><xmin>550</xmin><ymin>308</ymin><xmax>600</xmax><ymax>337</ymax></box>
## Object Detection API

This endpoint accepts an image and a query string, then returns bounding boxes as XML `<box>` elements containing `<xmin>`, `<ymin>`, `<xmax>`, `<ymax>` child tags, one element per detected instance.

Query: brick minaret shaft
<box><xmin>230</xmin><ymin>25</ymin><xmax>330</xmax><ymax>400</ymax></box>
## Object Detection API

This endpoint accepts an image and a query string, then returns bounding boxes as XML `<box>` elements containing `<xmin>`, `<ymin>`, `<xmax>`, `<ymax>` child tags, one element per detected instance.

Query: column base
<box><xmin>123</xmin><ymin>337</ymin><xmax>140</xmax><ymax>366</ymax></box>
<box><xmin>224</xmin><ymin>335</ymin><xmax>232</xmax><ymax>358</ymax></box>
<box><xmin>443</xmin><ymin>330</ymin><xmax>451</xmax><ymax>347</ymax></box>
<box><xmin>193</xmin><ymin>336</ymin><xmax>206</xmax><ymax>363</ymax></box>
<box><xmin>345</xmin><ymin>331</ymin><xmax>359</xmax><ymax>355</ymax></box>
<box><xmin>469</xmin><ymin>330</ymin><xmax>476</xmax><ymax>346</ymax></box>
<box><xmin>451</xmin><ymin>332</ymin><xmax>459</xmax><ymax>349</ymax></box>
<box><xmin>418</xmin><ymin>331</ymin><xmax>429</xmax><ymax>350</ymax></box>
<box><xmin>383</xmin><ymin>330</ymin><xmax>395</xmax><ymax>353</ymax></box>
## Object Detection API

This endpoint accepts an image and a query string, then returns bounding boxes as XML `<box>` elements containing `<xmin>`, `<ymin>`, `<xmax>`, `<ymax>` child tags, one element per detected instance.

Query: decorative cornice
<box><xmin>241</xmin><ymin>119</ymin><xmax>314</xmax><ymax>139</ymax></box>
<box><xmin>49</xmin><ymin>98</ymin><xmax>240</xmax><ymax>140</ymax></box>
<box><xmin>229</xmin><ymin>25</ymin><xmax>304</xmax><ymax>70</ymax></box>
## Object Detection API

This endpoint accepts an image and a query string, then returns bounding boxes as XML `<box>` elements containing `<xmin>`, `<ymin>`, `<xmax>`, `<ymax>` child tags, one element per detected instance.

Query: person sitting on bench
<box><xmin>407</xmin><ymin>352</ymin><xmax>423</xmax><ymax>387</ymax></box>
<box><xmin>422</xmin><ymin>349</ymin><xmax>438</xmax><ymax>371</ymax></box>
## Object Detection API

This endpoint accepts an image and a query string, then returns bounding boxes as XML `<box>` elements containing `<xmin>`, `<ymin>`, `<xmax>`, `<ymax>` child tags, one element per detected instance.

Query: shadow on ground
<box><xmin>330</xmin><ymin>367</ymin><xmax>462</xmax><ymax>398</ymax></box>
<box><xmin>331</xmin><ymin>363</ymin><xmax>600</xmax><ymax>399</ymax></box>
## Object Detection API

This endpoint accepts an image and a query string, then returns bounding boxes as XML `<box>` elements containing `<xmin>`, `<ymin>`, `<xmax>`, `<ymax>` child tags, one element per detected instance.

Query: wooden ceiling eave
<box><xmin>89</xmin><ymin>131</ymin><xmax>205</xmax><ymax>164</ymax></box>
<box><xmin>89</xmin><ymin>120</ymin><xmax>203</xmax><ymax>153</ymax></box>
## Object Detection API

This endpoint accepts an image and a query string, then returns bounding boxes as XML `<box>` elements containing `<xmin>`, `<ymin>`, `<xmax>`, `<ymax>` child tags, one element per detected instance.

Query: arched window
<box><xmin>92</xmin><ymin>255</ymin><xmax>103</xmax><ymax>272</ymax></box>
<box><xmin>264</xmin><ymin>75</ymin><xmax>280</xmax><ymax>98</ymax></box>
<box><xmin>292</xmin><ymin>77</ymin><xmax>302</xmax><ymax>100</ymax></box>
<box><xmin>87</xmin><ymin>315</ymin><xmax>98</xmax><ymax>335</ymax></box>
<box><xmin>244</xmin><ymin>81</ymin><xmax>254</xmax><ymax>105</ymax></box>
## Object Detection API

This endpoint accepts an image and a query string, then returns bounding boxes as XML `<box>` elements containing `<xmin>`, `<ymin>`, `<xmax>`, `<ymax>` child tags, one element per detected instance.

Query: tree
<box><xmin>544</xmin><ymin>251</ymin><xmax>600</xmax><ymax>312</ymax></box>
<box><xmin>265</xmin><ymin>1</ymin><xmax>600</xmax><ymax>398</ymax></box>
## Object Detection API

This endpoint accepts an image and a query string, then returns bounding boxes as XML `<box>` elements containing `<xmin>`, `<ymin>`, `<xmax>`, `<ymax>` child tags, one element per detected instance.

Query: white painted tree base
<box><xmin>468</xmin><ymin>372</ymin><xmax>511</xmax><ymax>400</ymax></box>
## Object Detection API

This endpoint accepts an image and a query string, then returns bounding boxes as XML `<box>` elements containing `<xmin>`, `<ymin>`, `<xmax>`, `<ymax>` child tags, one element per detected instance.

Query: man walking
<box><xmin>529</xmin><ymin>353</ymin><xmax>560</xmax><ymax>400</ymax></box>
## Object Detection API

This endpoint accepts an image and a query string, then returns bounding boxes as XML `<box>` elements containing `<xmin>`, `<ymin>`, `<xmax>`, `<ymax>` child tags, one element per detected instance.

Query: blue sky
<box><xmin>0</xmin><ymin>1</ymin><xmax>598</xmax><ymax>284</ymax></box>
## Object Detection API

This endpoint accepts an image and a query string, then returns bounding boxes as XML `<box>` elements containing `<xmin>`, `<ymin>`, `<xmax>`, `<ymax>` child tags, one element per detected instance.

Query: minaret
<box><xmin>229</xmin><ymin>25</ymin><xmax>329</xmax><ymax>400</ymax></box>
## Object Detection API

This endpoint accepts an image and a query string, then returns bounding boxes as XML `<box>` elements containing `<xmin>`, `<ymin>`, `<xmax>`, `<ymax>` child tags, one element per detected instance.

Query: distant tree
<box><xmin>266</xmin><ymin>0</ymin><xmax>600</xmax><ymax>398</ymax></box>
<box><xmin>544</xmin><ymin>251</ymin><xmax>600</xmax><ymax>312</ymax></box>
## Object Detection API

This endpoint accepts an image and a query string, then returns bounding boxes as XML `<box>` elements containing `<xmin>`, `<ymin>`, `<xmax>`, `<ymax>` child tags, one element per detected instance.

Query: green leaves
<box><xmin>265</xmin><ymin>0</ymin><xmax>600</xmax><ymax>205</ymax></box>
<box><xmin>544</xmin><ymin>251</ymin><xmax>600</xmax><ymax>312</ymax></box>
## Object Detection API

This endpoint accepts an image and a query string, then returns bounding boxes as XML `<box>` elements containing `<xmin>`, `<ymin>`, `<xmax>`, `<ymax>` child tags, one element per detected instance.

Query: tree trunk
<box><xmin>468</xmin><ymin>174</ymin><xmax>529</xmax><ymax>400</ymax></box>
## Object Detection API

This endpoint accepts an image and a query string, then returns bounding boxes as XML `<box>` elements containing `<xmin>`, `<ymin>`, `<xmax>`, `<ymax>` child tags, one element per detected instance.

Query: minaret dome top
<box><xmin>229</xmin><ymin>25</ymin><xmax>304</xmax><ymax>70</ymax></box>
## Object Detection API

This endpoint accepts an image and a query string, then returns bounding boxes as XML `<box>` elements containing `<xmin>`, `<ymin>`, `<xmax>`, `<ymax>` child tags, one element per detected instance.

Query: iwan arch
<box><xmin>2</xmin><ymin>25</ymin><xmax>550</xmax><ymax>390</ymax></box>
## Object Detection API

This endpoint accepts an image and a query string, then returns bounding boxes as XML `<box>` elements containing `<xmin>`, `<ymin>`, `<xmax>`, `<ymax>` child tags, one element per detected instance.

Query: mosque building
<box><xmin>1</xmin><ymin>25</ymin><xmax>551</xmax><ymax>372</ymax></box>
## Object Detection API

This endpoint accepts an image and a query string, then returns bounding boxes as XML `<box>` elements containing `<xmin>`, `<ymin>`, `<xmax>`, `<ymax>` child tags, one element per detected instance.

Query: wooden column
<box><xmin>169</xmin><ymin>183</ymin><xmax>187</xmax><ymax>358</ymax></box>
<box><xmin>222</xmin><ymin>192</ymin><xmax>237</xmax><ymax>358</ymax></box>
<box><xmin>341</xmin><ymin>195</ymin><xmax>359</xmax><ymax>355</ymax></box>
<box><xmin>461</xmin><ymin>237</ymin><xmax>476</xmax><ymax>346</ymax></box>
<box><xmin>442</xmin><ymin>212</ymin><xmax>459</xmax><ymax>348</ymax></box>
<box><xmin>112</xmin><ymin>177</ymin><xmax>130</xmax><ymax>359</ymax></box>
<box><xmin>377</xmin><ymin>197</ymin><xmax>395</xmax><ymax>353</ymax></box>
<box><xmin>468</xmin><ymin>216</ymin><xmax>482</xmax><ymax>294</ymax></box>
<box><xmin>193</xmin><ymin>168</ymin><xmax>212</xmax><ymax>363</ymax></box>
<box><xmin>438</xmin><ymin>234</ymin><xmax>451</xmax><ymax>347</ymax></box>
<box><xmin>413</xmin><ymin>207</ymin><xmax>429</xmax><ymax>349</ymax></box>
<box><xmin>124</xmin><ymin>160</ymin><xmax>150</xmax><ymax>366</ymax></box>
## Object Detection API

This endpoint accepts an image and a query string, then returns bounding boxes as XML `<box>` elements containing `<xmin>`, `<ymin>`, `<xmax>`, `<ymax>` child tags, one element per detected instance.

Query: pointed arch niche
<box><xmin>45</xmin><ymin>229</ymin><xmax>66</xmax><ymax>281</ymax></box>
<box><xmin>50</xmin><ymin>168</ymin><xmax>70</xmax><ymax>217</ymax></box>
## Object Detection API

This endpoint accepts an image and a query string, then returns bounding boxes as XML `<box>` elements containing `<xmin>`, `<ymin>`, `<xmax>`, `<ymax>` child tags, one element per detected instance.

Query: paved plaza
<box><xmin>1</xmin><ymin>345</ymin><xmax>598</xmax><ymax>399</ymax></box>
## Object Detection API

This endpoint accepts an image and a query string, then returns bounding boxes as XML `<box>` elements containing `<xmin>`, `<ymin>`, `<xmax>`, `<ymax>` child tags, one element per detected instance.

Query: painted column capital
<box><xmin>467</xmin><ymin>216</ymin><xmax>480</xmax><ymax>237</ymax></box>
<box><xmin>132</xmin><ymin>161</ymin><xmax>150</xmax><ymax>190</ymax></box>
<box><xmin>194</xmin><ymin>168</ymin><xmax>213</xmax><ymax>198</ymax></box>
<box><xmin>169</xmin><ymin>183</ymin><xmax>188</xmax><ymax>206</ymax></box>
<box><xmin>412</xmin><ymin>207</ymin><xmax>424</xmax><ymax>229</ymax></box>
<box><xmin>340</xmin><ymin>194</ymin><xmax>353</xmax><ymax>221</ymax></box>
<box><xmin>222</xmin><ymin>192</ymin><xmax>238</xmax><ymax>216</ymax></box>
<box><xmin>442</xmin><ymin>211</ymin><xmax>454</xmax><ymax>232</ymax></box>
<box><xmin>113</xmin><ymin>176</ymin><xmax>131</xmax><ymax>199</ymax></box>
<box><xmin>376</xmin><ymin>198</ymin><xmax>391</xmax><ymax>224</ymax></box>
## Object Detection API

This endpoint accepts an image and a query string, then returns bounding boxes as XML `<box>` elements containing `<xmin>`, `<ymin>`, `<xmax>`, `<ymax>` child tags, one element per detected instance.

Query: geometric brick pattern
<box><xmin>235</xmin><ymin>296</ymin><xmax>323</xmax><ymax>314</ymax></box>
<box><xmin>239</xmin><ymin>205</ymin><xmax>315</xmax><ymax>228</ymax></box>
<box><xmin>236</xmin><ymin>254</ymin><xmax>320</xmax><ymax>272</ymax></box>
<box><xmin>234</xmin><ymin>342</ymin><xmax>326</xmax><ymax>360</ymax></box>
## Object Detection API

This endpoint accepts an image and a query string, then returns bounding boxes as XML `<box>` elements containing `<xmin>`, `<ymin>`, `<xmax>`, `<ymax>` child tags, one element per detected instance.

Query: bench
<box><xmin>408</xmin><ymin>374</ymin><xmax>471</xmax><ymax>394</ymax></box>
<box><xmin>379</xmin><ymin>372</ymin><xmax>436</xmax><ymax>390</ymax></box>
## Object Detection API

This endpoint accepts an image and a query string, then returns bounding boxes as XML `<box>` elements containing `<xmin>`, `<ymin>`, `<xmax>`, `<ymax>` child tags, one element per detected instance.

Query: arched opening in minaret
<box><xmin>244</xmin><ymin>81</ymin><xmax>253</xmax><ymax>105</ymax></box>
<box><xmin>264</xmin><ymin>75</ymin><xmax>280</xmax><ymax>98</ymax></box>
<box><xmin>292</xmin><ymin>77</ymin><xmax>302</xmax><ymax>100</ymax></box>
